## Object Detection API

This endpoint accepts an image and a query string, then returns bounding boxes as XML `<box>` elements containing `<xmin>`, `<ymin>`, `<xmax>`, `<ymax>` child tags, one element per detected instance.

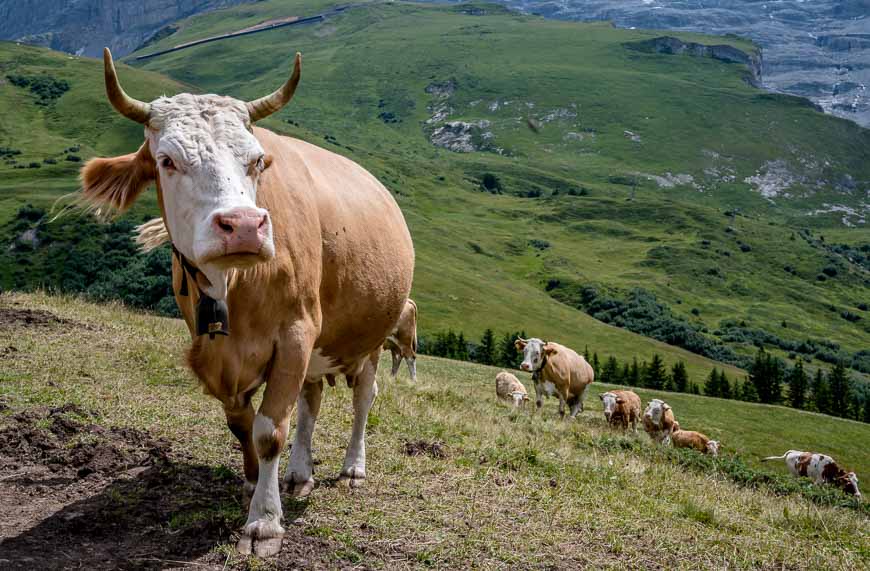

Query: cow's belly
<box><xmin>306</xmin><ymin>348</ymin><xmax>343</xmax><ymax>378</ymax></box>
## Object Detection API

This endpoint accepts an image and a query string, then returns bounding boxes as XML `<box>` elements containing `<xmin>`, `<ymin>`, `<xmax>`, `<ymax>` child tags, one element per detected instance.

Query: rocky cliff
<box><xmin>479</xmin><ymin>0</ymin><xmax>870</xmax><ymax>127</ymax></box>
<box><xmin>0</xmin><ymin>0</ymin><xmax>244</xmax><ymax>57</ymax></box>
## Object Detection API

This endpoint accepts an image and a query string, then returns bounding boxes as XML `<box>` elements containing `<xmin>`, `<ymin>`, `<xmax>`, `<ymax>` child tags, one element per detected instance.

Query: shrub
<box><xmin>480</xmin><ymin>173</ymin><xmax>502</xmax><ymax>193</ymax></box>
<box><xmin>65</xmin><ymin>155</ymin><xmax>81</xmax><ymax>162</ymax></box>
<box><xmin>821</xmin><ymin>265</ymin><xmax>838</xmax><ymax>277</ymax></box>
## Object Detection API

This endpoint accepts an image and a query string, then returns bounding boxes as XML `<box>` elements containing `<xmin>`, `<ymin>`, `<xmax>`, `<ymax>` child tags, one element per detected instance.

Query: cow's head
<box><xmin>80</xmin><ymin>49</ymin><xmax>301</xmax><ymax>299</ymax></box>
<box><xmin>515</xmin><ymin>337</ymin><xmax>552</xmax><ymax>372</ymax></box>
<box><xmin>599</xmin><ymin>392</ymin><xmax>622</xmax><ymax>422</ymax></box>
<box><xmin>837</xmin><ymin>471</ymin><xmax>861</xmax><ymax>497</ymax></box>
<box><xmin>643</xmin><ymin>399</ymin><xmax>670</xmax><ymax>427</ymax></box>
<box><xmin>706</xmin><ymin>440</ymin><xmax>720</xmax><ymax>457</ymax></box>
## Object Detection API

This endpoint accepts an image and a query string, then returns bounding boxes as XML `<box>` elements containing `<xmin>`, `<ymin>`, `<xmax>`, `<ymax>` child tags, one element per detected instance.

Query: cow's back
<box><xmin>254</xmin><ymin>128</ymin><xmax>413</xmax><ymax>368</ymax></box>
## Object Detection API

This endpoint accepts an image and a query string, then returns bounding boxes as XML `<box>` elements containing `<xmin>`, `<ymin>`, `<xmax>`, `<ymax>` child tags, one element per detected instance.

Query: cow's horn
<box><xmin>103</xmin><ymin>48</ymin><xmax>150</xmax><ymax>124</ymax></box>
<box><xmin>247</xmin><ymin>52</ymin><xmax>302</xmax><ymax>122</ymax></box>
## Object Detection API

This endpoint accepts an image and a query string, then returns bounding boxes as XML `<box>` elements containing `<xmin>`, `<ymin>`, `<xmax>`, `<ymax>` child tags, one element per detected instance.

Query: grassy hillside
<box><xmin>0</xmin><ymin>292</ymin><xmax>866</xmax><ymax>569</ymax></box>
<box><xmin>1</xmin><ymin>2</ymin><xmax>869</xmax><ymax>386</ymax></box>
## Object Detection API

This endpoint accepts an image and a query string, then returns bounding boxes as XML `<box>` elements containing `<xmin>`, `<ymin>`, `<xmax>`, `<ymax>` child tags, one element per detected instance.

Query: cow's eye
<box><xmin>161</xmin><ymin>157</ymin><xmax>175</xmax><ymax>170</ymax></box>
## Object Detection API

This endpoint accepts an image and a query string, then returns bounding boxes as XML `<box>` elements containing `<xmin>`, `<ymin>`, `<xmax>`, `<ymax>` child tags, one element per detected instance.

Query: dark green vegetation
<box><xmin>1</xmin><ymin>293</ymin><xmax>867</xmax><ymax>569</ymax></box>
<box><xmin>1</xmin><ymin>2</ymin><xmax>869</xmax><ymax>392</ymax></box>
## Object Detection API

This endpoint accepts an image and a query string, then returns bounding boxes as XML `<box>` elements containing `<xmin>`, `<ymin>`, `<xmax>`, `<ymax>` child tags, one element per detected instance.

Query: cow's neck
<box><xmin>171</xmin><ymin>245</ymin><xmax>230</xmax><ymax>339</ymax></box>
<box><xmin>532</xmin><ymin>353</ymin><xmax>548</xmax><ymax>382</ymax></box>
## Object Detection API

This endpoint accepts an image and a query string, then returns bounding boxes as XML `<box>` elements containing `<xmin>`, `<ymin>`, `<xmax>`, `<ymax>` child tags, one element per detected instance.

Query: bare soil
<box><xmin>0</xmin><ymin>402</ymin><xmax>345</xmax><ymax>570</ymax></box>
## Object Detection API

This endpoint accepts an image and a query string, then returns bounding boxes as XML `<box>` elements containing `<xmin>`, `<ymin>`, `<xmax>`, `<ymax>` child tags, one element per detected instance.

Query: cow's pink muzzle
<box><xmin>211</xmin><ymin>207</ymin><xmax>270</xmax><ymax>255</ymax></box>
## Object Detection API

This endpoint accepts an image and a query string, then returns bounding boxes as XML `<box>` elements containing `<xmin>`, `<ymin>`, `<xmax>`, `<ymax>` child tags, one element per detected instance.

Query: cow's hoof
<box><xmin>237</xmin><ymin>519</ymin><xmax>284</xmax><ymax>557</ymax></box>
<box><xmin>285</xmin><ymin>475</ymin><xmax>315</xmax><ymax>498</ymax></box>
<box><xmin>339</xmin><ymin>467</ymin><xmax>365</xmax><ymax>489</ymax></box>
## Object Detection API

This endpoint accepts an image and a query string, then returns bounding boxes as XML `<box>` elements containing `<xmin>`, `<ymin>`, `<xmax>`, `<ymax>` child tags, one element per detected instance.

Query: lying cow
<box><xmin>383</xmin><ymin>298</ymin><xmax>417</xmax><ymax>381</ymax></box>
<box><xmin>83</xmin><ymin>50</ymin><xmax>414</xmax><ymax>556</ymax></box>
<box><xmin>762</xmin><ymin>450</ymin><xmax>861</xmax><ymax>497</ymax></box>
<box><xmin>495</xmin><ymin>371</ymin><xmax>529</xmax><ymax>408</ymax></box>
<box><xmin>642</xmin><ymin>399</ymin><xmax>678</xmax><ymax>444</ymax></box>
<box><xmin>599</xmin><ymin>390</ymin><xmax>641</xmax><ymax>432</ymax></box>
<box><xmin>515</xmin><ymin>337</ymin><xmax>594</xmax><ymax>418</ymax></box>
<box><xmin>669</xmin><ymin>428</ymin><xmax>720</xmax><ymax>456</ymax></box>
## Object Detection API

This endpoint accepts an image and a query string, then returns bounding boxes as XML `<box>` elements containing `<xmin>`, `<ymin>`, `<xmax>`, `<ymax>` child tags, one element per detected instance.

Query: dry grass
<box><xmin>1</xmin><ymin>292</ymin><xmax>867</xmax><ymax>569</ymax></box>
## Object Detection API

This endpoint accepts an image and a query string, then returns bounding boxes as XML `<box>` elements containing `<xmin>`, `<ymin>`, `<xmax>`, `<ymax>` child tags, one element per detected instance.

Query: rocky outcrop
<box><xmin>0</xmin><ymin>0</ymin><xmax>245</xmax><ymax>58</ymax></box>
<box><xmin>625</xmin><ymin>36</ymin><xmax>762</xmax><ymax>86</ymax></box>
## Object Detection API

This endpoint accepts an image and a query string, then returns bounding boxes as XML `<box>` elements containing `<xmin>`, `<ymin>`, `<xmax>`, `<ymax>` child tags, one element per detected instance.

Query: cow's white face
<box><xmin>644</xmin><ymin>399</ymin><xmax>668</xmax><ymax>426</ymax></box>
<box><xmin>510</xmin><ymin>391</ymin><xmax>528</xmax><ymax>408</ymax></box>
<box><xmin>148</xmin><ymin>94</ymin><xmax>274</xmax><ymax>298</ymax></box>
<box><xmin>518</xmin><ymin>338</ymin><xmax>546</xmax><ymax>372</ymax></box>
<box><xmin>706</xmin><ymin>440</ymin><xmax>720</xmax><ymax>457</ymax></box>
<box><xmin>600</xmin><ymin>392</ymin><xmax>618</xmax><ymax>421</ymax></box>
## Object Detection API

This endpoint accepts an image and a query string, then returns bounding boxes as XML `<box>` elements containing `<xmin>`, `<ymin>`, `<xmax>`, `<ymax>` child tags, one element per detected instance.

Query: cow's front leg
<box><xmin>534</xmin><ymin>381</ymin><xmax>543</xmax><ymax>411</ymax></box>
<box><xmin>237</xmin><ymin>328</ymin><xmax>312</xmax><ymax>558</ymax></box>
<box><xmin>284</xmin><ymin>378</ymin><xmax>322</xmax><ymax>497</ymax></box>
<box><xmin>224</xmin><ymin>395</ymin><xmax>258</xmax><ymax>504</ymax></box>
<box><xmin>340</xmin><ymin>351</ymin><xmax>379</xmax><ymax>488</ymax></box>
<box><xmin>558</xmin><ymin>395</ymin><xmax>567</xmax><ymax>419</ymax></box>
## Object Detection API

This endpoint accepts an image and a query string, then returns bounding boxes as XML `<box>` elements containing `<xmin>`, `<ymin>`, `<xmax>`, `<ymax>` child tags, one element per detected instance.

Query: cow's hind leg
<box><xmin>340</xmin><ymin>351</ymin><xmax>379</xmax><ymax>488</ymax></box>
<box><xmin>390</xmin><ymin>348</ymin><xmax>402</xmax><ymax>377</ymax></box>
<box><xmin>405</xmin><ymin>355</ymin><xmax>417</xmax><ymax>381</ymax></box>
<box><xmin>567</xmin><ymin>395</ymin><xmax>582</xmax><ymax>419</ymax></box>
<box><xmin>284</xmin><ymin>379</ymin><xmax>323</xmax><ymax>498</ymax></box>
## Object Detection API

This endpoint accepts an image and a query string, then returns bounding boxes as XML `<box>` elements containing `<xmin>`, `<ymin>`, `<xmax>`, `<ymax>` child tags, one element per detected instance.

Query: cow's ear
<box><xmin>616</xmin><ymin>398</ymin><xmax>625</xmax><ymax>404</ymax></box>
<box><xmin>662</xmin><ymin>403</ymin><xmax>671</xmax><ymax>411</ymax></box>
<box><xmin>599</xmin><ymin>393</ymin><xmax>605</xmax><ymax>400</ymax></box>
<box><xmin>543</xmin><ymin>343</ymin><xmax>557</xmax><ymax>356</ymax></box>
<box><xmin>80</xmin><ymin>142</ymin><xmax>155</xmax><ymax>215</ymax></box>
<box><xmin>514</xmin><ymin>339</ymin><xmax>526</xmax><ymax>351</ymax></box>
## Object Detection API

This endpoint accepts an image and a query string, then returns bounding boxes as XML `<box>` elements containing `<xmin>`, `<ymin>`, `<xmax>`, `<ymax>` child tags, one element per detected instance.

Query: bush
<box><xmin>27</xmin><ymin>162</ymin><xmax>41</xmax><ymax>169</ymax></box>
<box><xmin>480</xmin><ymin>173</ymin><xmax>502</xmax><ymax>193</ymax></box>
<box><xmin>821</xmin><ymin>265</ymin><xmax>838</xmax><ymax>277</ymax></box>
<box><xmin>6</xmin><ymin>74</ymin><xmax>70</xmax><ymax>105</ymax></box>
<box><xmin>65</xmin><ymin>155</ymin><xmax>81</xmax><ymax>162</ymax></box>
<box><xmin>528</xmin><ymin>239</ymin><xmax>550</xmax><ymax>251</ymax></box>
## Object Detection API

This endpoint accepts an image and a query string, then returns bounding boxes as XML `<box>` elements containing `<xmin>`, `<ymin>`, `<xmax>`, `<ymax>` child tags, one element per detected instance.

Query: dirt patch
<box><xmin>403</xmin><ymin>439</ymin><xmax>447</xmax><ymax>459</ymax></box>
<box><xmin>0</xmin><ymin>306</ymin><xmax>75</xmax><ymax>329</ymax></box>
<box><xmin>0</xmin><ymin>403</ymin><xmax>350</xmax><ymax>570</ymax></box>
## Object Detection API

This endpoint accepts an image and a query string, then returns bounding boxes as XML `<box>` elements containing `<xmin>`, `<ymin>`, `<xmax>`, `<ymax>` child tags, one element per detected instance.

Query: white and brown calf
<box><xmin>383</xmin><ymin>298</ymin><xmax>417</xmax><ymax>381</ymax></box>
<box><xmin>495</xmin><ymin>371</ymin><xmax>529</xmax><ymax>408</ymax></box>
<box><xmin>599</xmin><ymin>390</ymin><xmax>641</xmax><ymax>432</ymax></box>
<box><xmin>642</xmin><ymin>399</ymin><xmax>678</xmax><ymax>444</ymax></box>
<box><xmin>762</xmin><ymin>450</ymin><xmax>861</xmax><ymax>497</ymax></box>
<box><xmin>669</xmin><ymin>429</ymin><xmax>720</xmax><ymax>456</ymax></box>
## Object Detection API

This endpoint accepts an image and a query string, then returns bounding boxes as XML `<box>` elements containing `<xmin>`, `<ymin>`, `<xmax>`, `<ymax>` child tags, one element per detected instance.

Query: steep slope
<box><xmin>1</xmin><ymin>2</ymin><xmax>868</xmax><ymax>386</ymax></box>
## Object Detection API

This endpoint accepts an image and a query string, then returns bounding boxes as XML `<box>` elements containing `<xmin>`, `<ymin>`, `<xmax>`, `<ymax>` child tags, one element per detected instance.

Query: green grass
<box><xmin>1</xmin><ymin>1</ymin><xmax>869</xmax><ymax>386</ymax></box>
<box><xmin>1</xmin><ymin>292</ymin><xmax>867</xmax><ymax>569</ymax></box>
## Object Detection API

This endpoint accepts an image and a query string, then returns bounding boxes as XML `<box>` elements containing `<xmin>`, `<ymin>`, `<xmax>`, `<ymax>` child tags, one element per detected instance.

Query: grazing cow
<box><xmin>669</xmin><ymin>429</ymin><xmax>720</xmax><ymax>456</ymax></box>
<box><xmin>762</xmin><ymin>450</ymin><xmax>861</xmax><ymax>497</ymax></box>
<box><xmin>82</xmin><ymin>50</ymin><xmax>414</xmax><ymax>556</ymax></box>
<box><xmin>515</xmin><ymin>338</ymin><xmax>594</xmax><ymax>418</ymax></box>
<box><xmin>599</xmin><ymin>390</ymin><xmax>641</xmax><ymax>432</ymax></box>
<box><xmin>383</xmin><ymin>298</ymin><xmax>417</xmax><ymax>381</ymax></box>
<box><xmin>495</xmin><ymin>371</ymin><xmax>529</xmax><ymax>408</ymax></box>
<box><xmin>642</xmin><ymin>399</ymin><xmax>677</xmax><ymax>444</ymax></box>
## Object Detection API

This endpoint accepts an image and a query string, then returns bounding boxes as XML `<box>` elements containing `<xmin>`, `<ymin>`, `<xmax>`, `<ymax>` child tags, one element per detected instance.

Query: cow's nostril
<box><xmin>218</xmin><ymin>221</ymin><xmax>234</xmax><ymax>234</ymax></box>
<box><xmin>258</xmin><ymin>215</ymin><xmax>268</xmax><ymax>229</ymax></box>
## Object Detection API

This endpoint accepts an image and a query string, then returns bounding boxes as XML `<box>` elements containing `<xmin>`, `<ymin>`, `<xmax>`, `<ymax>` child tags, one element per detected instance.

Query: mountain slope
<box><xmin>1</xmin><ymin>2</ymin><xmax>869</xmax><ymax>386</ymax></box>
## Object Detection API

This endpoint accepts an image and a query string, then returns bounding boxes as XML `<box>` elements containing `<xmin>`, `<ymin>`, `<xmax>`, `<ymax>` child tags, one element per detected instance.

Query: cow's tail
<box><xmin>408</xmin><ymin>299</ymin><xmax>418</xmax><ymax>354</ymax></box>
<box><xmin>135</xmin><ymin>217</ymin><xmax>170</xmax><ymax>252</ymax></box>
<box><xmin>761</xmin><ymin>452</ymin><xmax>789</xmax><ymax>463</ymax></box>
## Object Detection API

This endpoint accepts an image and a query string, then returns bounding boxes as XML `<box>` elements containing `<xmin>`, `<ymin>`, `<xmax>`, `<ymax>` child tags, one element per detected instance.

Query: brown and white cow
<box><xmin>81</xmin><ymin>50</ymin><xmax>414</xmax><ymax>556</ymax></box>
<box><xmin>669</xmin><ymin>428</ymin><xmax>720</xmax><ymax>456</ymax></box>
<box><xmin>495</xmin><ymin>371</ymin><xmax>529</xmax><ymax>408</ymax></box>
<box><xmin>762</xmin><ymin>450</ymin><xmax>861</xmax><ymax>497</ymax></box>
<box><xmin>642</xmin><ymin>399</ymin><xmax>678</xmax><ymax>444</ymax></box>
<box><xmin>599</xmin><ymin>390</ymin><xmax>641</xmax><ymax>432</ymax></box>
<box><xmin>515</xmin><ymin>338</ymin><xmax>594</xmax><ymax>418</ymax></box>
<box><xmin>383</xmin><ymin>298</ymin><xmax>417</xmax><ymax>381</ymax></box>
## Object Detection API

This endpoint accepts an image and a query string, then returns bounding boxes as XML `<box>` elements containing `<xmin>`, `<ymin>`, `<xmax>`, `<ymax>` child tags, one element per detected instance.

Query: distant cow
<box><xmin>599</xmin><ymin>390</ymin><xmax>641</xmax><ymax>432</ymax></box>
<box><xmin>762</xmin><ymin>450</ymin><xmax>861</xmax><ymax>497</ymax></box>
<box><xmin>670</xmin><ymin>429</ymin><xmax>720</xmax><ymax>456</ymax></box>
<box><xmin>515</xmin><ymin>337</ymin><xmax>594</xmax><ymax>418</ymax></box>
<box><xmin>495</xmin><ymin>371</ymin><xmax>529</xmax><ymax>408</ymax></box>
<box><xmin>383</xmin><ymin>298</ymin><xmax>417</xmax><ymax>381</ymax></box>
<box><xmin>642</xmin><ymin>399</ymin><xmax>677</xmax><ymax>444</ymax></box>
